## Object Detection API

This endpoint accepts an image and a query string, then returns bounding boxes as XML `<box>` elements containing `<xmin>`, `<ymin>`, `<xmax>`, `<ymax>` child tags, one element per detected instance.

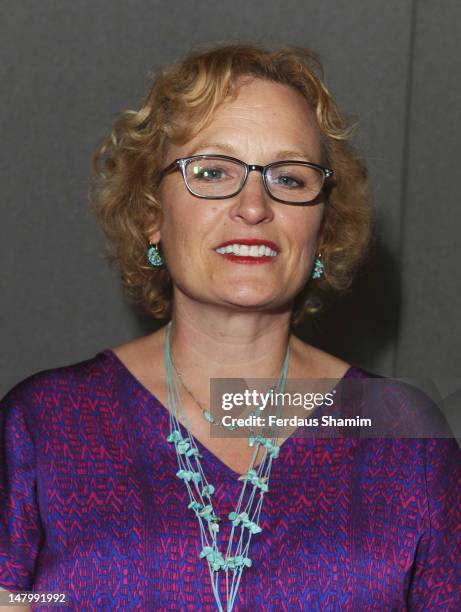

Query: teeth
<box><xmin>215</xmin><ymin>243</ymin><xmax>278</xmax><ymax>257</ymax></box>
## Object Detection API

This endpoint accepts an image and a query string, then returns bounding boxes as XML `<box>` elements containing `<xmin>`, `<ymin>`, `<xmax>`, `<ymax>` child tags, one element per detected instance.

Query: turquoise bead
<box><xmin>188</xmin><ymin>501</ymin><xmax>203</xmax><ymax>511</ymax></box>
<box><xmin>177</xmin><ymin>440</ymin><xmax>190</xmax><ymax>454</ymax></box>
<box><xmin>176</xmin><ymin>469</ymin><xmax>202</xmax><ymax>483</ymax></box>
<box><xmin>199</xmin><ymin>546</ymin><xmax>214</xmax><ymax>559</ymax></box>
<box><xmin>203</xmin><ymin>410</ymin><xmax>216</xmax><ymax>423</ymax></box>
<box><xmin>198</xmin><ymin>504</ymin><xmax>213</xmax><ymax>517</ymax></box>
<box><xmin>167</xmin><ymin>430</ymin><xmax>182</xmax><ymax>443</ymax></box>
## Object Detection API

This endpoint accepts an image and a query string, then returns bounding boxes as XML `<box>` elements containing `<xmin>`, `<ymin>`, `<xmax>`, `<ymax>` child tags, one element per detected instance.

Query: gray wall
<box><xmin>1</xmin><ymin>1</ymin><xmax>460</xmax><ymax>426</ymax></box>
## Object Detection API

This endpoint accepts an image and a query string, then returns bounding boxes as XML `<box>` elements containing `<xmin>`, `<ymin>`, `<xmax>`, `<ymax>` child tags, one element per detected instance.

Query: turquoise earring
<box><xmin>312</xmin><ymin>254</ymin><xmax>324</xmax><ymax>279</ymax></box>
<box><xmin>147</xmin><ymin>242</ymin><xmax>164</xmax><ymax>267</ymax></box>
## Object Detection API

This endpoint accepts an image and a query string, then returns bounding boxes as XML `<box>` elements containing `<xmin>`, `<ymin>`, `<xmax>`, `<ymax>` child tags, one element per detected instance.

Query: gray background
<box><xmin>1</xmin><ymin>1</ymin><xmax>460</xmax><ymax>433</ymax></box>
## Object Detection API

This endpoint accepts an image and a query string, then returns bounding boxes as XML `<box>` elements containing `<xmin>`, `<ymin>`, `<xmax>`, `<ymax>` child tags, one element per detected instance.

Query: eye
<box><xmin>271</xmin><ymin>173</ymin><xmax>306</xmax><ymax>189</ymax></box>
<box><xmin>198</xmin><ymin>167</ymin><xmax>226</xmax><ymax>180</ymax></box>
<box><xmin>190</xmin><ymin>164</ymin><xmax>230</xmax><ymax>182</ymax></box>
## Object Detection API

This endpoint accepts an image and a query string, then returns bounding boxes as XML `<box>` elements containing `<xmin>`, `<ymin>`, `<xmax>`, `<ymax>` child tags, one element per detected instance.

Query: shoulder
<box><xmin>109</xmin><ymin>326</ymin><xmax>166</xmax><ymax>390</ymax></box>
<box><xmin>0</xmin><ymin>350</ymin><xmax>115</xmax><ymax>420</ymax></box>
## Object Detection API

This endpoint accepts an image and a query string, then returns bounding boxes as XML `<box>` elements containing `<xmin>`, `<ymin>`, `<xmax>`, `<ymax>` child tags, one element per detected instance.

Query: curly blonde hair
<box><xmin>90</xmin><ymin>43</ymin><xmax>372</xmax><ymax>328</ymax></box>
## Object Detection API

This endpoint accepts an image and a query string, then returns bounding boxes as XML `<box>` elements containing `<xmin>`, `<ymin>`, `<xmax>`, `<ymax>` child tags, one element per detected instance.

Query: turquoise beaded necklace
<box><xmin>164</xmin><ymin>320</ymin><xmax>290</xmax><ymax>611</ymax></box>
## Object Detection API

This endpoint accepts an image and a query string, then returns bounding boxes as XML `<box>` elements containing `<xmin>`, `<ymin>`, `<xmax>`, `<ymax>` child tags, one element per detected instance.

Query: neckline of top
<box><xmin>97</xmin><ymin>347</ymin><xmax>365</xmax><ymax>479</ymax></box>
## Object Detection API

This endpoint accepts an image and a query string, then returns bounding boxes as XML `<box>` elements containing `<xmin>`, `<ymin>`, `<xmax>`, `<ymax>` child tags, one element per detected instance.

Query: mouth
<box><xmin>214</xmin><ymin>239</ymin><xmax>280</xmax><ymax>261</ymax></box>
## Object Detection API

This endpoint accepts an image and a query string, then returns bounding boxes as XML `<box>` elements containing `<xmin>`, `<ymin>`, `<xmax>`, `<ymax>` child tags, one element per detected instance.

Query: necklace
<box><xmin>171</xmin><ymin>353</ymin><xmax>272</xmax><ymax>440</ymax></box>
<box><xmin>164</xmin><ymin>320</ymin><xmax>290</xmax><ymax>611</ymax></box>
<box><xmin>171</xmin><ymin>356</ymin><xmax>236</xmax><ymax>430</ymax></box>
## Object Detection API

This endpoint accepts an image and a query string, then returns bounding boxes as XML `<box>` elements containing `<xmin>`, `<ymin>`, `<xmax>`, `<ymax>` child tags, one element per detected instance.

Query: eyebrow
<box><xmin>189</xmin><ymin>141</ymin><xmax>317</xmax><ymax>162</ymax></box>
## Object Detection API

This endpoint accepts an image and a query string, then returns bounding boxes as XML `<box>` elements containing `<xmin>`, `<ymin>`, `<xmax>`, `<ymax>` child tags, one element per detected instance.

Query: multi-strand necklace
<box><xmin>163</xmin><ymin>321</ymin><xmax>290</xmax><ymax>611</ymax></box>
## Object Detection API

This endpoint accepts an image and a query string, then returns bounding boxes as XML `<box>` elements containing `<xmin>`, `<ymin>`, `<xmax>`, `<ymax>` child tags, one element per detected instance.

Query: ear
<box><xmin>147</xmin><ymin>227</ymin><xmax>161</xmax><ymax>244</ymax></box>
<box><xmin>144</xmin><ymin>213</ymin><xmax>161</xmax><ymax>244</ymax></box>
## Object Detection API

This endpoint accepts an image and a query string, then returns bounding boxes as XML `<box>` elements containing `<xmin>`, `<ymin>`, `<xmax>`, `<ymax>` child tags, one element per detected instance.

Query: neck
<box><xmin>168</xmin><ymin>294</ymin><xmax>294</xmax><ymax>382</ymax></box>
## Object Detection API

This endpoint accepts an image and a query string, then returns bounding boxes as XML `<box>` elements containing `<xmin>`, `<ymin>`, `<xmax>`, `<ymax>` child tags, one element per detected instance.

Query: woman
<box><xmin>1</xmin><ymin>44</ymin><xmax>460</xmax><ymax>611</ymax></box>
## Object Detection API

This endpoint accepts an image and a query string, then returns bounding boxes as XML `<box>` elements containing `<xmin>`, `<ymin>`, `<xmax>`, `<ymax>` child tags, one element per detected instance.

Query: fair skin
<box><xmin>112</xmin><ymin>76</ymin><xmax>350</xmax><ymax>475</ymax></box>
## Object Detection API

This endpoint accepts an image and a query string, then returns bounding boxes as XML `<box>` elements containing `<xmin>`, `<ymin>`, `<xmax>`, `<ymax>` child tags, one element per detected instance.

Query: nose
<box><xmin>230</xmin><ymin>169</ymin><xmax>274</xmax><ymax>225</ymax></box>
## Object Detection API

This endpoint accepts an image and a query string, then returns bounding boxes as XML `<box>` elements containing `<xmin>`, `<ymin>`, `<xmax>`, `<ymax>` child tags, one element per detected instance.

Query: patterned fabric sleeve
<box><xmin>407</xmin><ymin>437</ymin><xmax>461</xmax><ymax>610</ymax></box>
<box><xmin>0</xmin><ymin>383</ymin><xmax>44</xmax><ymax>591</ymax></box>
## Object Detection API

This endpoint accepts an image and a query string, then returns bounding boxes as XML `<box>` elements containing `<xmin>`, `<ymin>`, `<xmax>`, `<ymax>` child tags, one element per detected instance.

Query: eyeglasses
<box><xmin>159</xmin><ymin>154</ymin><xmax>334</xmax><ymax>204</ymax></box>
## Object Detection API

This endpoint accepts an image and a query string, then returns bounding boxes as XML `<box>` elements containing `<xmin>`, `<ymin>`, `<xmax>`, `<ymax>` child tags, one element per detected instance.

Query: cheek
<box><xmin>285</xmin><ymin>207</ymin><xmax>323</xmax><ymax>253</ymax></box>
<box><xmin>162</xmin><ymin>219</ymin><xmax>192</xmax><ymax>265</ymax></box>
<box><xmin>157</xmin><ymin>204</ymin><xmax>188</xmax><ymax>263</ymax></box>
<box><xmin>160</xmin><ymin>200</ymin><xmax>218</xmax><ymax>262</ymax></box>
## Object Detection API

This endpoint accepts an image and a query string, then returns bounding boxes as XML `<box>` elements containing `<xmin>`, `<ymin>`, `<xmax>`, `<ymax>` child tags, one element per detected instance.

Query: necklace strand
<box><xmin>171</xmin><ymin>352</ymin><xmax>273</xmax><ymax>439</ymax></box>
<box><xmin>164</xmin><ymin>321</ymin><xmax>290</xmax><ymax>611</ymax></box>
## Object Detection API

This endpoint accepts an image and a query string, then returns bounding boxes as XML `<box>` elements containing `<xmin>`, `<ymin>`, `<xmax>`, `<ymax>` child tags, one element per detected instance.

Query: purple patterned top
<box><xmin>1</xmin><ymin>349</ymin><xmax>460</xmax><ymax>611</ymax></box>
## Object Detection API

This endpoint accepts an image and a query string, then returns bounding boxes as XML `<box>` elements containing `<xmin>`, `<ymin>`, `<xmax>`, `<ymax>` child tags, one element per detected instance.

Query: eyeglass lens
<box><xmin>185</xmin><ymin>157</ymin><xmax>324</xmax><ymax>203</ymax></box>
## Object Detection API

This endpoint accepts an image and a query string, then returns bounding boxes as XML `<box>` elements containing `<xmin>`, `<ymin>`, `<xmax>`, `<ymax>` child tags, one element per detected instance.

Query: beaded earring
<box><xmin>312</xmin><ymin>253</ymin><xmax>324</xmax><ymax>279</ymax></box>
<box><xmin>147</xmin><ymin>242</ymin><xmax>164</xmax><ymax>267</ymax></box>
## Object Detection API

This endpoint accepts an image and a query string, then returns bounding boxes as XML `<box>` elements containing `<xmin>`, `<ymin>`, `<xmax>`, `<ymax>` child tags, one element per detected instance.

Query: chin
<box><xmin>217</xmin><ymin>290</ymin><xmax>284</xmax><ymax>310</ymax></box>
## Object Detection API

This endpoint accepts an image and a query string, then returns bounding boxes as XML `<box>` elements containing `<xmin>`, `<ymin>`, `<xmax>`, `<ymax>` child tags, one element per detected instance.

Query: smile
<box><xmin>215</xmin><ymin>244</ymin><xmax>278</xmax><ymax>257</ymax></box>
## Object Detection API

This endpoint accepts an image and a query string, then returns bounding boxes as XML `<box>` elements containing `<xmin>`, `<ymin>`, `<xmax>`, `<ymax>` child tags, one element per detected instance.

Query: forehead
<box><xmin>167</xmin><ymin>77</ymin><xmax>323</xmax><ymax>163</ymax></box>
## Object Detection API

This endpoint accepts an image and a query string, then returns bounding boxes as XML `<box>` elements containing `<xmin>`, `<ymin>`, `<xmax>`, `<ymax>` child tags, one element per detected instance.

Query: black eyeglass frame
<box><xmin>159</xmin><ymin>154</ymin><xmax>334</xmax><ymax>204</ymax></box>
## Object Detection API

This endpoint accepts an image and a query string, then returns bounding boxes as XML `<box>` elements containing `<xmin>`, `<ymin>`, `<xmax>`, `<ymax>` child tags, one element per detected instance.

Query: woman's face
<box><xmin>151</xmin><ymin>76</ymin><xmax>325</xmax><ymax>314</ymax></box>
